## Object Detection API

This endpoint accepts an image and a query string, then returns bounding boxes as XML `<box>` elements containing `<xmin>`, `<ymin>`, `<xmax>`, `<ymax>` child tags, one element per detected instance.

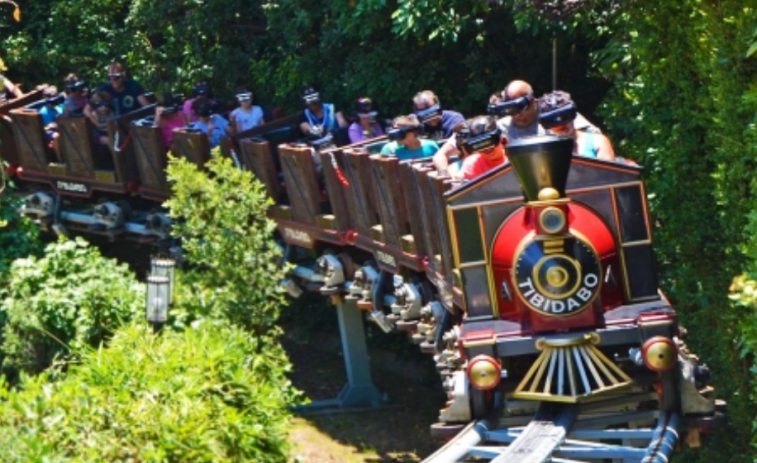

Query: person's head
<box><xmin>502</xmin><ymin>80</ymin><xmax>538</xmax><ymax>128</ymax></box>
<box><xmin>388</xmin><ymin>114</ymin><xmax>421</xmax><ymax>146</ymax></box>
<box><xmin>159</xmin><ymin>92</ymin><xmax>182</xmax><ymax>116</ymax></box>
<box><xmin>90</xmin><ymin>91</ymin><xmax>113</xmax><ymax>115</ymax></box>
<box><xmin>106</xmin><ymin>62</ymin><xmax>126</xmax><ymax>90</ymax></box>
<box><xmin>42</xmin><ymin>86</ymin><xmax>62</xmax><ymax>106</ymax></box>
<box><xmin>355</xmin><ymin>96</ymin><xmax>377</xmax><ymax>127</ymax></box>
<box><xmin>302</xmin><ymin>85</ymin><xmax>322</xmax><ymax>111</ymax></box>
<box><xmin>538</xmin><ymin>90</ymin><xmax>577</xmax><ymax>138</ymax></box>
<box><xmin>192</xmin><ymin>99</ymin><xmax>213</xmax><ymax>121</ymax></box>
<box><xmin>459</xmin><ymin>115</ymin><xmax>505</xmax><ymax>162</ymax></box>
<box><xmin>64</xmin><ymin>73</ymin><xmax>86</xmax><ymax>96</ymax></box>
<box><xmin>192</xmin><ymin>80</ymin><xmax>211</xmax><ymax>100</ymax></box>
<box><xmin>412</xmin><ymin>90</ymin><xmax>442</xmax><ymax>128</ymax></box>
<box><xmin>236</xmin><ymin>87</ymin><xmax>253</xmax><ymax>109</ymax></box>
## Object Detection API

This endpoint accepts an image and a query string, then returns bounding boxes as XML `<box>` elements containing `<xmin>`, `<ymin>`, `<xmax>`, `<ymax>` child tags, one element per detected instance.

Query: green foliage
<box><xmin>0</xmin><ymin>321</ymin><xmax>294</xmax><ymax>462</ymax></box>
<box><xmin>0</xmin><ymin>190</ymin><xmax>43</xmax><ymax>277</ymax></box>
<box><xmin>165</xmin><ymin>151</ymin><xmax>286</xmax><ymax>337</ymax></box>
<box><xmin>0</xmin><ymin>237</ymin><xmax>143</xmax><ymax>378</ymax></box>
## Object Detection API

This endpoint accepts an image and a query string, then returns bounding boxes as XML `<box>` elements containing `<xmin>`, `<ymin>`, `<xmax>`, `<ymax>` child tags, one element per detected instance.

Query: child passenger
<box><xmin>89</xmin><ymin>91</ymin><xmax>113</xmax><ymax>146</ymax></box>
<box><xmin>380</xmin><ymin>115</ymin><xmax>438</xmax><ymax>161</ymax></box>
<box><xmin>229</xmin><ymin>88</ymin><xmax>264</xmax><ymax>134</ymax></box>
<box><xmin>348</xmin><ymin>96</ymin><xmax>383</xmax><ymax>144</ymax></box>
<box><xmin>190</xmin><ymin>99</ymin><xmax>228</xmax><ymax>148</ymax></box>
<box><xmin>63</xmin><ymin>74</ymin><xmax>88</xmax><ymax>116</ymax></box>
<box><xmin>154</xmin><ymin>93</ymin><xmax>185</xmax><ymax>149</ymax></box>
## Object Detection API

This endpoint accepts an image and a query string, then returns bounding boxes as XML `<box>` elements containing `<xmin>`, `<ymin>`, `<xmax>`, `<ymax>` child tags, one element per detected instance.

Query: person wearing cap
<box><xmin>84</xmin><ymin>62</ymin><xmax>148</xmax><ymax>124</ymax></box>
<box><xmin>182</xmin><ymin>80</ymin><xmax>216</xmax><ymax>125</ymax></box>
<box><xmin>190</xmin><ymin>99</ymin><xmax>228</xmax><ymax>148</ymax></box>
<box><xmin>298</xmin><ymin>85</ymin><xmax>347</xmax><ymax>138</ymax></box>
<box><xmin>460</xmin><ymin>115</ymin><xmax>509</xmax><ymax>181</ymax></box>
<box><xmin>154</xmin><ymin>93</ymin><xmax>186</xmax><ymax>149</ymax></box>
<box><xmin>380</xmin><ymin>114</ymin><xmax>439</xmax><ymax>161</ymax></box>
<box><xmin>62</xmin><ymin>73</ymin><xmax>88</xmax><ymax>117</ymax></box>
<box><xmin>348</xmin><ymin>96</ymin><xmax>384</xmax><ymax>144</ymax></box>
<box><xmin>538</xmin><ymin>91</ymin><xmax>615</xmax><ymax>161</ymax></box>
<box><xmin>412</xmin><ymin>90</ymin><xmax>464</xmax><ymax>140</ymax></box>
<box><xmin>229</xmin><ymin>87</ymin><xmax>265</xmax><ymax>134</ymax></box>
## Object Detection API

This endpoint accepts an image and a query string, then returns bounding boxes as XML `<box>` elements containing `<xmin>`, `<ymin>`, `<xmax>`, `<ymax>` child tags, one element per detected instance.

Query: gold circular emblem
<box><xmin>545</xmin><ymin>266</ymin><xmax>569</xmax><ymax>288</ymax></box>
<box><xmin>469</xmin><ymin>358</ymin><xmax>499</xmax><ymax>390</ymax></box>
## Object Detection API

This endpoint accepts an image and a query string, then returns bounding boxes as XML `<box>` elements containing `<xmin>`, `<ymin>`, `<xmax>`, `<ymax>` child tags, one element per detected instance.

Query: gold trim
<box><xmin>459</xmin><ymin>260</ymin><xmax>488</xmax><ymax>268</ymax></box>
<box><xmin>445</xmin><ymin>165</ymin><xmax>515</xmax><ymax>202</ymax></box>
<box><xmin>527</xmin><ymin>198</ymin><xmax>571</xmax><ymax>207</ymax></box>
<box><xmin>622</xmin><ymin>240</ymin><xmax>653</xmax><ymax>247</ymax></box>
<box><xmin>537</xmin><ymin>333</ymin><xmax>601</xmax><ymax>348</ymax></box>
<box><xmin>463</xmin><ymin>338</ymin><xmax>496</xmax><ymax>348</ymax></box>
<box><xmin>532</xmin><ymin>254</ymin><xmax>583</xmax><ymax>300</ymax></box>
<box><xmin>539</xmin><ymin>207</ymin><xmax>567</xmax><ymax>234</ymax></box>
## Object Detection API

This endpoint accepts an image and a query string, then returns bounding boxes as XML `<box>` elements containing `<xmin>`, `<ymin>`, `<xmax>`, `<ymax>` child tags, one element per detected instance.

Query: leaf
<box><xmin>12</xmin><ymin>5</ymin><xmax>19</xmax><ymax>22</ymax></box>
<box><xmin>747</xmin><ymin>41</ymin><xmax>757</xmax><ymax>58</ymax></box>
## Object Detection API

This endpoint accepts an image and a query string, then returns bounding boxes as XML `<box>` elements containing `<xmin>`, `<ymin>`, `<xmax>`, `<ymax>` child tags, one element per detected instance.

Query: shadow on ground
<box><xmin>283</xmin><ymin>329</ymin><xmax>447</xmax><ymax>463</ymax></box>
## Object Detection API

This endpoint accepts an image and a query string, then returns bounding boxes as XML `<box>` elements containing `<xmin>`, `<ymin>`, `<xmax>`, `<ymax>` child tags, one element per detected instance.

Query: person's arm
<box><xmin>595</xmin><ymin>134</ymin><xmax>616</xmax><ymax>161</ymax></box>
<box><xmin>83</xmin><ymin>104</ymin><xmax>101</xmax><ymax>127</ymax></box>
<box><xmin>300</xmin><ymin>121</ymin><xmax>312</xmax><ymax>136</ymax></box>
<box><xmin>154</xmin><ymin>106</ymin><xmax>164</xmax><ymax>127</ymax></box>
<box><xmin>432</xmin><ymin>137</ymin><xmax>459</xmax><ymax>173</ymax></box>
<box><xmin>137</xmin><ymin>94</ymin><xmax>150</xmax><ymax>107</ymax></box>
<box><xmin>3</xmin><ymin>78</ymin><xmax>22</xmax><ymax>98</ymax></box>
<box><xmin>336</xmin><ymin>111</ymin><xmax>348</xmax><ymax>128</ymax></box>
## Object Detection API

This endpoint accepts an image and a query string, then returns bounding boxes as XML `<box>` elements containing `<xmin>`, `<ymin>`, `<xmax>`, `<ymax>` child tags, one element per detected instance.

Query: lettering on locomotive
<box><xmin>56</xmin><ymin>181</ymin><xmax>88</xmax><ymax>193</ymax></box>
<box><xmin>513</xmin><ymin>237</ymin><xmax>601</xmax><ymax>316</ymax></box>
<box><xmin>376</xmin><ymin>250</ymin><xmax>397</xmax><ymax>269</ymax></box>
<box><xmin>283</xmin><ymin>227</ymin><xmax>313</xmax><ymax>246</ymax></box>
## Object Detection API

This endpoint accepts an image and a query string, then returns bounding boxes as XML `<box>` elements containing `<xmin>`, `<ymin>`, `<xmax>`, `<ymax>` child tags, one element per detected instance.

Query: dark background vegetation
<box><xmin>4</xmin><ymin>0</ymin><xmax>757</xmax><ymax>461</ymax></box>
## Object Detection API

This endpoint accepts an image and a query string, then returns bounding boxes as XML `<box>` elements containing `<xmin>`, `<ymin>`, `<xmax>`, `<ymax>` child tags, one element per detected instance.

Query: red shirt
<box><xmin>462</xmin><ymin>153</ymin><xmax>508</xmax><ymax>180</ymax></box>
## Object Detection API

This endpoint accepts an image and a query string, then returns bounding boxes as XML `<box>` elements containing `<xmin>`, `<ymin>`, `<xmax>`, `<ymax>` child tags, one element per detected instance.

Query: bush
<box><xmin>166</xmin><ymin>152</ymin><xmax>287</xmax><ymax>338</ymax></box>
<box><xmin>0</xmin><ymin>321</ymin><xmax>295</xmax><ymax>463</ymax></box>
<box><xmin>0</xmin><ymin>237</ymin><xmax>143</xmax><ymax>378</ymax></box>
<box><xmin>0</xmin><ymin>187</ymin><xmax>43</xmax><ymax>276</ymax></box>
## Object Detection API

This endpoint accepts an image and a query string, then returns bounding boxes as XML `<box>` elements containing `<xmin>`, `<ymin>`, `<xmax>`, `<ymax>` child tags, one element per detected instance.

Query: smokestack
<box><xmin>505</xmin><ymin>135</ymin><xmax>574</xmax><ymax>201</ymax></box>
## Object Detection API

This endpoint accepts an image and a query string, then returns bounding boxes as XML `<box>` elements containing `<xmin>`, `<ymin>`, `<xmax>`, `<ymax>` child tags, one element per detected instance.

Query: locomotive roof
<box><xmin>445</xmin><ymin>157</ymin><xmax>644</xmax><ymax>208</ymax></box>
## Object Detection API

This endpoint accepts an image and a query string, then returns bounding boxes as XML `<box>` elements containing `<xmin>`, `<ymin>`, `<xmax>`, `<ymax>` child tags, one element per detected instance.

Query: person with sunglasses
<box><xmin>380</xmin><ymin>114</ymin><xmax>439</xmax><ymax>161</ymax></box>
<box><xmin>229</xmin><ymin>87</ymin><xmax>265</xmax><ymax>134</ymax></box>
<box><xmin>538</xmin><ymin>91</ymin><xmax>616</xmax><ymax>161</ymax></box>
<box><xmin>298</xmin><ymin>85</ymin><xmax>348</xmax><ymax>139</ymax></box>
<box><xmin>89</xmin><ymin>91</ymin><xmax>114</xmax><ymax>146</ymax></box>
<box><xmin>84</xmin><ymin>62</ymin><xmax>148</xmax><ymax>126</ymax></box>
<box><xmin>62</xmin><ymin>73</ymin><xmax>88</xmax><ymax>117</ymax></box>
<box><xmin>459</xmin><ymin>115</ymin><xmax>509</xmax><ymax>181</ymax></box>
<box><xmin>412</xmin><ymin>90</ymin><xmax>464</xmax><ymax>140</ymax></box>
<box><xmin>182</xmin><ymin>80</ymin><xmax>217</xmax><ymax>125</ymax></box>
<box><xmin>348</xmin><ymin>97</ymin><xmax>384</xmax><ymax>144</ymax></box>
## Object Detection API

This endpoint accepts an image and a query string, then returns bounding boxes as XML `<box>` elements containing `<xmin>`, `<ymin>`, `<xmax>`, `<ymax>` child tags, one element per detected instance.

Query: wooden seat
<box><xmin>131</xmin><ymin>122</ymin><xmax>169</xmax><ymax>199</ymax></box>
<box><xmin>278</xmin><ymin>145</ymin><xmax>322</xmax><ymax>226</ymax></box>
<box><xmin>57</xmin><ymin>117</ymin><xmax>98</xmax><ymax>179</ymax></box>
<box><xmin>399</xmin><ymin>161</ymin><xmax>430</xmax><ymax>257</ymax></box>
<box><xmin>343</xmin><ymin>148</ymin><xmax>379</xmax><ymax>238</ymax></box>
<box><xmin>368</xmin><ymin>155</ymin><xmax>410</xmax><ymax>248</ymax></box>
<box><xmin>239</xmin><ymin>138</ymin><xmax>283</xmax><ymax>202</ymax></box>
<box><xmin>9</xmin><ymin>108</ymin><xmax>55</xmax><ymax>173</ymax></box>
<box><xmin>171</xmin><ymin>129</ymin><xmax>210</xmax><ymax>168</ymax></box>
<box><xmin>106</xmin><ymin>105</ymin><xmax>156</xmax><ymax>184</ymax></box>
<box><xmin>0</xmin><ymin>88</ymin><xmax>46</xmax><ymax>165</ymax></box>
<box><xmin>317</xmin><ymin>148</ymin><xmax>352</xmax><ymax>232</ymax></box>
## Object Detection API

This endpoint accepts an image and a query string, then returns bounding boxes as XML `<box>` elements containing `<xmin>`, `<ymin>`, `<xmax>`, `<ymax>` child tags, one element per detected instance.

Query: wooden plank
<box><xmin>278</xmin><ymin>145</ymin><xmax>321</xmax><ymax>226</ymax></box>
<box><xmin>240</xmin><ymin>139</ymin><xmax>282</xmax><ymax>202</ymax></box>
<box><xmin>343</xmin><ymin>148</ymin><xmax>378</xmax><ymax>236</ymax></box>
<box><xmin>318</xmin><ymin>148</ymin><xmax>352</xmax><ymax>231</ymax></box>
<box><xmin>399</xmin><ymin>161</ymin><xmax>429</xmax><ymax>257</ymax></box>
<box><xmin>490</xmin><ymin>403</ymin><xmax>578</xmax><ymax>463</ymax></box>
<box><xmin>9</xmin><ymin>109</ymin><xmax>50</xmax><ymax>172</ymax></box>
<box><xmin>57</xmin><ymin>117</ymin><xmax>97</xmax><ymax>179</ymax></box>
<box><xmin>369</xmin><ymin>155</ymin><xmax>409</xmax><ymax>247</ymax></box>
<box><xmin>107</xmin><ymin>104</ymin><xmax>156</xmax><ymax>183</ymax></box>
<box><xmin>171</xmin><ymin>129</ymin><xmax>211</xmax><ymax>168</ymax></box>
<box><xmin>415</xmin><ymin>165</ymin><xmax>443</xmax><ymax>270</ymax></box>
<box><xmin>131</xmin><ymin>122</ymin><xmax>168</xmax><ymax>193</ymax></box>
<box><xmin>0</xmin><ymin>89</ymin><xmax>45</xmax><ymax>115</ymax></box>
<box><xmin>429</xmin><ymin>172</ymin><xmax>455</xmax><ymax>277</ymax></box>
<box><xmin>229</xmin><ymin>112</ymin><xmax>303</xmax><ymax>149</ymax></box>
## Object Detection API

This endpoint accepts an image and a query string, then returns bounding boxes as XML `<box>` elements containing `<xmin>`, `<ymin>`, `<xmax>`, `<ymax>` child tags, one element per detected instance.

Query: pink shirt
<box><xmin>182</xmin><ymin>98</ymin><xmax>217</xmax><ymax>123</ymax></box>
<box><xmin>160</xmin><ymin>115</ymin><xmax>185</xmax><ymax>148</ymax></box>
<box><xmin>462</xmin><ymin>154</ymin><xmax>508</xmax><ymax>180</ymax></box>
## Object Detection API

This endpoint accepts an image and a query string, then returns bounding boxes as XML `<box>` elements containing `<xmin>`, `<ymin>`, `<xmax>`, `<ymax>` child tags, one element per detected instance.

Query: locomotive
<box><xmin>0</xmin><ymin>89</ymin><xmax>724</xmax><ymax>459</ymax></box>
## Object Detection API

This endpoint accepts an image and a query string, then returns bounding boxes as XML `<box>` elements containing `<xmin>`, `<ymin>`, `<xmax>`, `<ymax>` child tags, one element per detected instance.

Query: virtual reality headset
<box><xmin>195</xmin><ymin>105</ymin><xmax>213</xmax><ymax>117</ymax></box>
<box><xmin>193</xmin><ymin>84</ymin><xmax>210</xmax><ymax>96</ymax></box>
<box><xmin>45</xmin><ymin>94</ymin><xmax>65</xmax><ymax>106</ymax></box>
<box><xmin>414</xmin><ymin>103</ymin><xmax>442</xmax><ymax>123</ymax></box>
<box><xmin>303</xmin><ymin>91</ymin><xmax>321</xmax><ymax>105</ymax></box>
<box><xmin>488</xmin><ymin>94</ymin><xmax>533</xmax><ymax>117</ymax></box>
<box><xmin>236</xmin><ymin>91</ymin><xmax>252</xmax><ymax>101</ymax></box>
<box><xmin>539</xmin><ymin>101</ymin><xmax>578</xmax><ymax>129</ymax></box>
<box><xmin>65</xmin><ymin>80</ymin><xmax>87</xmax><ymax>92</ymax></box>
<box><xmin>460</xmin><ymin>127</ymin><xmax>502</xmax><ymax>153</ymax></box>
<box><xmin>387</xmin><ymin>125</ymin><xmax>420</xmax><ymax>141</ymax></box>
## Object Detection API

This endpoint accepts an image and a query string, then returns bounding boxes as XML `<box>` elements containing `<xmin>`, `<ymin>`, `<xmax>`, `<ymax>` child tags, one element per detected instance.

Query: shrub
<box><xmin>0</xmin><ymin>321</ymin><xmax>295</xmax><ymax>463</ymax></box>
<box><xmin>0</xmin><ymin>237</ymin><xmax>143</xmax><ymax>378</ymax></box>
<box><xmin>0</xmin><ymin>187</ymin><xmax>43</xmax><ymax>276</ymax></box>
<box><xmin>165</xmin><ymin>152</ymin><xmax>287</xmax><ymax>338</ymax></box>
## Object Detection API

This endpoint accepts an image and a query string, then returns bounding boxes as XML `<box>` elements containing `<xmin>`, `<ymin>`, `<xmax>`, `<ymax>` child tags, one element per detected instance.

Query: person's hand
<box><xmin>156</xmin><ymin>107</ymin><xmax>165</xmax><ymax>115</ymax></box>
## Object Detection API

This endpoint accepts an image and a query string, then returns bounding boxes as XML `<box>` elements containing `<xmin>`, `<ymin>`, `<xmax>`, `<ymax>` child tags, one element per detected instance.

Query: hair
<box><xmin>303</xmin><ymin>84</ymin><xmax>318</xmax><ymax>95</ymax></box>
<box><xmin>464</xmin><ymin>115</ymin><xmax>498</xmax><ymax>136</ymax></box>
<box><xmin>392</xmin><ymin>114</ymin><xmax>421</xmax><ymax>129</ymax></box>
<box><xmin>64</xmin><ymin>73</ymin><xmax>80</xmax><ymax>86</ymax></box>
<box><xmin>90</xmin><ymin>90</ymin><xmax>112</xmax><ymax>107</ymax></box>
<box><xmin>42</xmin><ymin>86</ymin><xmax>59</xmax><ymax>99</ymax></box>
<box><xmin>538</xmin><ymin>90</ymin><xmax>573</xmax><ymax>112</ymax></box>
<box><xmin>412</xmin><ymin>90</ymin><xmax>439</xmax><ymax>107</ymax></box>
<box><xmin>489</xmin><ymin>93</ymin><xmax>502</xmax><ymax>105</ymax></box>
<box><xmin>192</xmin><ymin>99</ymin><xmax>212</xmax><ymax>116</ymax></box>
<box><xmin>108</xmin><ymin>62</ymin><xmax>125</xmax><ymax>74</ymax></box>
<box><xmin>158</xmin><ymin>92</ymin><xmax>181</xmax><ymax>107</ymax></box>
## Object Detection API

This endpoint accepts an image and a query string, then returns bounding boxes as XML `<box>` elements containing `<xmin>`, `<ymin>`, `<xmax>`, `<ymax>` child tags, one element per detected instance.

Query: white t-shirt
<box><xmin>231</xmin><ymin>106</ymin><xmax>264</xmax><ymax>131</ymax></box>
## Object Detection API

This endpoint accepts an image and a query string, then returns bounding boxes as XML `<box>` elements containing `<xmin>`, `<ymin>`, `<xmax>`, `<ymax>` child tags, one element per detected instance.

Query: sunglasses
<box><xmin>387</xmin><ymin>126</ymin><xmax>419</xmax><ymax>141</ymax></box>
<box><xmin>414</xmin><ymin>104</ymin><xmax>442</xmax><ymax>123</ymax></box>
<box><xmin>488</xmin><ymin>94</ymin><xmax>533</xmax><ymax>117</ymax></box>
<box><xmin>108</xmin><ymin>74</ymin><xmax>124</xmax><ymax>80</ymax></box>
<box><xmin>94</xmin><ymin>102</ymin><xmax>110</xmax><ymax>108</ymax></box>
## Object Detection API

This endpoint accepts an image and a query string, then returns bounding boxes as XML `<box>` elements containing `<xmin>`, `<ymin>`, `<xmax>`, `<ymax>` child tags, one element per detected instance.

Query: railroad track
<box><xmin>423</xmin><ymin>391</ymin><xmax>678</xmax><ymax>463</ymax></box>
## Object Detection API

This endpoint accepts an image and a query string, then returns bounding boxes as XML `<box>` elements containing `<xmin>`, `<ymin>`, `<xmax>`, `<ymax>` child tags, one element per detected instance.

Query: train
<box><xmin>0</xmin><ymin>87</ymin><xmax>725</xmax><ymax>461</ymax></box>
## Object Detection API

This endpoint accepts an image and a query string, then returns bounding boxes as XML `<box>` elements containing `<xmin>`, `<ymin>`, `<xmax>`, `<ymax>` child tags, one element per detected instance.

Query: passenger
<box><xmin>380</xmin><ymin>115</ymin><xmax>439</xmax><ymax>161</ymax></box>
<box><xmin>447</xmin><ymin>126</ymin><xmax>472</xmax><ymax>180</ymax></box>
<box><xmin>190</xmin><ymin>99</ymin><xmax>228</xmax><ymax>148</ymax></box>
<box><xmin>298</xmin><ymin>85</ymin><xmax>348</xmax><ymax>137</ymax></box>
<box><xmin>84</xmin><ymin>62</ymin><xmax>148</xmax><ymax>121</ymax></box>
<box><xmin>39</xmin><ymin>86</ymin><xmax>64</xmax><ymax>159</ymax></box>
<box><xmin>460</xmin><ymin>115</ymin><xmax>509</xmax><ymax>181</ymax></box>
<box><xmin>492</xmin><ymin>80</ymin><xmax>542</xmax><ymax>140</ymax></box>
<box><xmin>182</xmin><ymin>80</ymin><xmax>215</xmax><ymax>125</ymax></box>
<box><xmin>89</xmin><ymin>91</ymin><xmax>114</xmax><ymax>146</ymax></box>
<box><xmin>229</xmin><ymin>88</ymin><xmax>265</xmax><ymax>134</ymax></box>
<box><xmin>62</xmin><ymin>74</ymin><xmax>88</xmax><ymax>117</ymax></box>
<box><xmin>0</xmin><ymin>72</ymin><xmax>23</xmax><ymax>104</ymax></box>
<box><xmin>412</xmin><ymin>90</ymin><xmax>464</xmax><ymax>140</ymax></box>
<box><xmin>348</xmin><ymin>96</ymin><xmax>384</xmax><ymax>144</ymax></box>
<box><xmin>154</xmin><ymin>93</ymin><xmax>185</xmax><ymax>149</ymax></box>
<box><xmin>538</xmin><ymin>91</ymin><xmax>616</xmax><ymax>161</ymax></box>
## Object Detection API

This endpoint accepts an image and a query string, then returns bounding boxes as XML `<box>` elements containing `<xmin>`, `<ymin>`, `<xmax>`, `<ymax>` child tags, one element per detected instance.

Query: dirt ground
<box><xmin>283</xmin><ymin>332</ymin><xmax>447</xmax><ymax>463</ymax></box>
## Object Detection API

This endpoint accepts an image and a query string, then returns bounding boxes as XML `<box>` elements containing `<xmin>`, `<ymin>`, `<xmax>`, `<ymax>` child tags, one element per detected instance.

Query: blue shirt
<box><xmin>380</xmin><ymin>139</ymin><xmax>439</xmax><ymax>161</ymax></box>
<box><xmin>96</xmin><ymin>79</ymin><xmax>145</xmax><ymax>116</ymax></box>
<box><xmin>191</xmin><ymin>114</ymin><xmax>229</xmax><ymax>148</ymax></box>
<box><xmin>39</xmin><ymin>104</ymin><xmax>63</xmax><ymax>127</ymax></box>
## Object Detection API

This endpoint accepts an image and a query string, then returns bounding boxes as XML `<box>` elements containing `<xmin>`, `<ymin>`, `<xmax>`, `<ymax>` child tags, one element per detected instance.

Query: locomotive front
<box><xmin>439</xmin><ymin>135</ymin><xmax>721</xmax><ymax>432</ymax></box>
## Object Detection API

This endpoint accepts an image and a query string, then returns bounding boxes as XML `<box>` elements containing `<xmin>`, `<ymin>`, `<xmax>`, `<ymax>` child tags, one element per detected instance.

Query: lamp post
<box><xmin>146</xmin><ymin>274</ymin><xmax>170</xmax><ymax>333</ymax></box>
<box><xmin>150</xmin><ymin>256</ymin><xmax>176</xmax><ymax>305</ymax></box>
